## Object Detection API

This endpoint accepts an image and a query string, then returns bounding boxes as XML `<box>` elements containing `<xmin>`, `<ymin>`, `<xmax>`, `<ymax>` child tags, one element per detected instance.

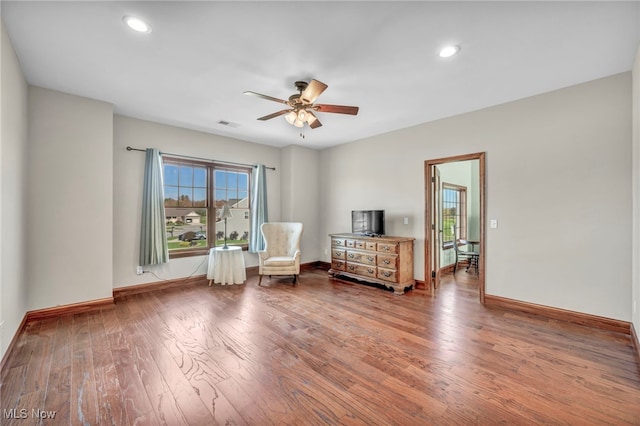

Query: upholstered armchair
<box><xmin>258</xmin><ymin>222</ymin><xmax>303</xmax><ymax>286</ymax></box>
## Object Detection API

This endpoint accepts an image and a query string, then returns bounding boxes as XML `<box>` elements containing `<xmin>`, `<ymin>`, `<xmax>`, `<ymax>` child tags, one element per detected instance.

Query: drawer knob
<box><xmin>367</xmin><ymin>256</ymin><xmax>374</xmax><ymax>262</ymax></box>
<box><xmin>383</xmin><ymin>259</ymin><xmax>391</xmax><ymax>265</ymax></box>
<box><xmin>382</xmin><ymin>271</ymin><xmax>392</xmax><ymax>278</ymax></box>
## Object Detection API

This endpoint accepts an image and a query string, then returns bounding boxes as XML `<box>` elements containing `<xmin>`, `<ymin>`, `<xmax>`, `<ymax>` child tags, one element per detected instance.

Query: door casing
<box><xmin>424</xmin><ymin>152</ymin><xmax>486</xmax><ymax>302</ymax></box>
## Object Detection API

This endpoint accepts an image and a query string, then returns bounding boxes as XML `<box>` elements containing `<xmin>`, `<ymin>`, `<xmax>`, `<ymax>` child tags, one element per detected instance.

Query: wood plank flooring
<box><xmin>2</xmin><ymin>267</ymin><xmax>639</xmax><ymax>425</ymax></box>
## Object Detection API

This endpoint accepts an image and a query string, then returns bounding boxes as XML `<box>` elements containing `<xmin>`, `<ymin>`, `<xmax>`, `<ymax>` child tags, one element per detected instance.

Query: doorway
<box><xmin>425</xmin><ymin>152</ymin><xmax>485</xmax><ymax>302</ymax></box>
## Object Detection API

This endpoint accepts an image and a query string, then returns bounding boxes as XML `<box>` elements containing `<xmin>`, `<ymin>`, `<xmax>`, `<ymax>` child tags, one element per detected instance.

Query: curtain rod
<box><xmin>126</xmin><ymin>146</ymin><xmax>276</xmax><ymax>171</ymax></box>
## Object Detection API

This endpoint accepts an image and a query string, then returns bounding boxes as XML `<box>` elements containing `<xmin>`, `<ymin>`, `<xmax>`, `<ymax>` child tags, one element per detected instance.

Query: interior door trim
<box><xmin>424</xmin><ymin>152</ymin><xmax>486</xmax><ymax>303</ymax></box>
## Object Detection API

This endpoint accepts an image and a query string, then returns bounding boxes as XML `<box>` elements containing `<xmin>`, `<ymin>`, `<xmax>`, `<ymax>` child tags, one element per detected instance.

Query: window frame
<box><xmin>442</xmin><ymin>182</ymin><xmax>467</xmax><ymax>250</ymax></box>
<box><xmin>163</xmin><ymin>156</ymin><xmax>252</xmax><ymax>259</ymax></box>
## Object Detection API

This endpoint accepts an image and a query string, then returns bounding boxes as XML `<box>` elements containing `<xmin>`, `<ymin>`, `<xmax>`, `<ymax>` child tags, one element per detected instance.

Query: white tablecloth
<box><xmin>207</xmin><ymin>246</ymin><xmax>246</xmax><ymax>285</ymax></box>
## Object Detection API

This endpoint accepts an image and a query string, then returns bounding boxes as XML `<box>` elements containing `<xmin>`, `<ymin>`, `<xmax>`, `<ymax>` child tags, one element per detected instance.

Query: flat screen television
<box><xmin>351</xmin><ymin>210</ymin><xmax>385</xmax><ymax>236</ymax></box>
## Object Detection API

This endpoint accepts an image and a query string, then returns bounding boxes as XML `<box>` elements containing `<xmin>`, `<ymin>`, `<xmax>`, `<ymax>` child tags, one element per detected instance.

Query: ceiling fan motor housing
<box><xmin>294</xmin><ymin>80</ymin><xmax>309</xmax><ymax>93</ymax></box>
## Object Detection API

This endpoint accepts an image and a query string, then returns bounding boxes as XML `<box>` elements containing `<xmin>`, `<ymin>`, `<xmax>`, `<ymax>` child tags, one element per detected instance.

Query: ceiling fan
<box><xmin>244</xmin><ymin>79</ymin><xmax>359</xmax><ymax>129</ymax></box>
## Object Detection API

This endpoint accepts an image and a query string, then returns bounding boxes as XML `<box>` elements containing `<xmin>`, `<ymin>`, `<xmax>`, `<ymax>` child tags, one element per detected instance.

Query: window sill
<box><xmin>169</xmin><ymin>245</ymin><xmax>248</xmax><ymax>259</ymax></box>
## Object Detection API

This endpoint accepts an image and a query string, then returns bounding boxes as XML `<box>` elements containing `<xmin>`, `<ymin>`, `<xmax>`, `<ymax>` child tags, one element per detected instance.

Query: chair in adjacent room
<box><xmin>452</xmin><ymin>237</ymin><xmax>480</xmax><ymax>274</ymax></box>
<box><xmin>258</xmin><ymin>222</ymin><xmax>304</xmax><ymax>286</ymax></box>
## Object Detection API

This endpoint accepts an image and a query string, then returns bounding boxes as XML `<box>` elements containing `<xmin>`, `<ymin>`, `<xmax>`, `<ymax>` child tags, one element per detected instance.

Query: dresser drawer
<box><xmin>332</xmin><ymin>248</ymin><xmax>346</xmax><ymax>259</ymax></box>
<box><xmin>331</xmin><ymin>260</ymin><xmax>346</xmax><ymax>271</ymax></box>
<box><xmin>345</xmin><ymin>239</ymin><xmax>356</xmax><ymax>248</ymax></box>
<box><xmin>355</xmin><ymin>240</ymin><xmax>366</xmax><ymax>249</ymax></box>
<box><xmin>332</xmin><ymin>238</ymin><xmax>346</xmax><ymax>248</ymax></box>
<box><xmin>347</xmin><ymin>263</ymin><xmax>377</xmax><ymax>278</ymax></box>
<box><xmin>377</xmin><ymin>267</ymin><xmax>398</xmax><ymax>282</ymax></box>
<box><xmin>365</xmin><ymin>242</ymin><xmax>377</xmax><ymax>251</ymax></box>
<box><xmin>377</xmin><ymin>254</ymin><xmax>398</xmax><ymax>269</ymax></box>
<box><xmin>346</xmin><ymin>250</ymin><xmax>376</xmax><ymax>266</ymax></box>
<box><xmin>377</xmin><ymin>242</ymin><xmax>399</xmax><ymax>254</ymax></box>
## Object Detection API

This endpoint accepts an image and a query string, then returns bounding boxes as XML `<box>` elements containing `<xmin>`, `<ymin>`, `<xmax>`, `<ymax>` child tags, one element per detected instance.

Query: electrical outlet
<box><xmin>136</xmin><ymin>266</ymin><xmax>143</xmax><ymax>275</ymax></box>
<box><xmin>324</xmin><ymin>249</ymin><xmax>328</xmax><ymax>255</ymax></box>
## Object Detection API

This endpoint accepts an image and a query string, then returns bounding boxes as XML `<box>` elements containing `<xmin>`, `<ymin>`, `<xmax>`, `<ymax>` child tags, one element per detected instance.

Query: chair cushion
<box><xmin>263</xmin><ymin>256</ymin><xmax>296</xmax><ymax>267</ymax></box>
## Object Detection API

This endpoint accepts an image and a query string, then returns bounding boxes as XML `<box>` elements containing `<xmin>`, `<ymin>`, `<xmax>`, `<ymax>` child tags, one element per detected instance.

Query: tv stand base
<box><xmin>328</xmin><ymin>269</ymin><xmax>414</xmax><ymax>295</ymax></box>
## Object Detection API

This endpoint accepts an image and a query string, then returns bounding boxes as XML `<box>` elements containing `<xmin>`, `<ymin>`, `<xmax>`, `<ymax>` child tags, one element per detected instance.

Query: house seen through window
<box><xmin>163</xmin><ymin>157</ymin><xmax>251</xmax><ymax>257</ymax></box>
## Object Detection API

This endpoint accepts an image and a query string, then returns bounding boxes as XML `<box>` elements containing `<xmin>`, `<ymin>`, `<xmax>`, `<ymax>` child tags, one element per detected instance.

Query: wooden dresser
<box><xmin>329</xmin><ymin>233</ymin><xmax>415</xmax><ymax>294</ymax></box>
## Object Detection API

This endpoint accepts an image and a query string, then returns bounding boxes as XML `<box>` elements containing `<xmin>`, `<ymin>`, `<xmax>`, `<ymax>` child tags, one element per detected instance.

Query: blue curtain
<box><xmin>249</xmin><ymin>164</ymin><xmax>268</xmax><ymax>252</ymax></box>
<box><xmin>139</xmin><ymin>148</ymin><xmax>169</xmax><ymax>265</ymax></box>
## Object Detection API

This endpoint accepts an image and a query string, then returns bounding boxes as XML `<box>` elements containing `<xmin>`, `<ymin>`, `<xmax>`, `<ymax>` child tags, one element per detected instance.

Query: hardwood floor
<box><xmin>2</xmin><ymin>267</ymin><xmax>639</xmax><ymax>425</ymax></box>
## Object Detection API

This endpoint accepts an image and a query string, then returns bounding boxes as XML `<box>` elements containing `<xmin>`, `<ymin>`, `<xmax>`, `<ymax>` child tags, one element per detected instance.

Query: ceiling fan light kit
<box><xmin>244</xmin><ymin>79</ymin><xmax>359</xmax><ymax>131</ymax></box>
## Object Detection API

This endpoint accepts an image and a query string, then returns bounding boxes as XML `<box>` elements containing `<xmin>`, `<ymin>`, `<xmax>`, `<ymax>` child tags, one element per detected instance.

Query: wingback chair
<box><xmin>258</xmin><ymin>222</ymin><xmax>303</xmax><ymax>286</ymax></box>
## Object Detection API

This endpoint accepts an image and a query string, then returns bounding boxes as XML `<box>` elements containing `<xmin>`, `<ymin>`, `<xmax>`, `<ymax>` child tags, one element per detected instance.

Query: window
<box><xmin>442</xmin><ymin>183</ymin><xmax>467</xmax><ymax>247</ymax></box>
<box><xmin>163</xmin><ymin>157</ymin><xmax>251</xmax><ymax>257</ymax></box>
<box><xmin>214</xmin><ymin>168</ymin><xmax>250</xmax><ymax>245</ymax></box>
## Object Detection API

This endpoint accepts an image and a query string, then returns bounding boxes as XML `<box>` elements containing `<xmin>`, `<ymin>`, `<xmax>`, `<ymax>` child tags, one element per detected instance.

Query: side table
<box><xmin>207</xmin><ymin>246</ymin><xmax>246</xmax><ymax>286</ymax></box>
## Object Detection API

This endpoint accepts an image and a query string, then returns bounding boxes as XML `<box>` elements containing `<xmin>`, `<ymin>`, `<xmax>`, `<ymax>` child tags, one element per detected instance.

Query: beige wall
<box><xmin>280</xmin><ymin>145</ymin><xmax>322</xmax><ymax>262</ymax></box>
<box><xmin>0</xmin><ymin>20</ymin><xmax>29</xmax><ymax>359</ymax></box>
<box><xmin>27</xmin><ymin>87</ymin><xmax>114</xmax><ymax>310</ymax></box>
<box><xmin>112</xmin><ymin>115</ymin><xmax>283</xmax><ymax>288</ymax></box>
<box><xmin>321</xmin><ymin>72</ymin><xmax>632</xmax><ymax>321</ymax></box>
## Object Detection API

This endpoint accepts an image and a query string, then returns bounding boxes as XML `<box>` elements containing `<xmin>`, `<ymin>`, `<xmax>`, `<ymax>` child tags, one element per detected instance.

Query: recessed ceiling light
<box><xmin>123</xmin><ymin>16</ymin><xmax>151</xmax><ymax>34</ymax></box>
<box><xmin>439</xmin><ymin>45</ymin><xmax>460</xmax><ymax>58</ymax></box>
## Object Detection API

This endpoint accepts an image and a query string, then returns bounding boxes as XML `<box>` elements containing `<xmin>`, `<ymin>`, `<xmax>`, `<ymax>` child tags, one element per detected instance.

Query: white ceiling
<box><xmin>2</xmin><ymin>1</ymin><xmax>639</xmax><ymax>149</ymax></box>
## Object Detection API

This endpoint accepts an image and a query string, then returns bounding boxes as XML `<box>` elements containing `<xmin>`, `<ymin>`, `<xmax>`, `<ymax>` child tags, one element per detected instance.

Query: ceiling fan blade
<box><xmin>257</xmin><ymin>109</ymin><xmax>291</xmax><ymax>121</ymax></box>
<box><xmin>244</xmin><ymin>91</ymin><xmax>288</xmax><ymax>105</ymax></box>
<box><xmin>314</xmin><ymin>104</ymin><xmax>359</xmax><ymax>115</ymax></box>
<box><xmin>307</xmin><ymin>111</ymin><xmax>322</xmax><ymax>129</ymax></box>
<box><xmin>301</xmin><ymin>79</ymin><xmax>328</xmax><ymax>104</ymax></box>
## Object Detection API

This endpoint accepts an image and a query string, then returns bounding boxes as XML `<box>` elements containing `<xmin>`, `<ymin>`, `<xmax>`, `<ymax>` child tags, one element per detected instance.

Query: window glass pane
<box><xmin>237</xmin><ymin>191</ymin><xmax>248</xmax><ymax>208</ymax></box>
<box><xmin>214</xmin><ymin>169</ymin><xmax>251</xmax><ymax>247</ymax></box>
<box><xmin>178</xmin><ymin>187</ymin><xmax>193</xmax><ymax>207</ymax></box>
<box><xmin>227</xmin><ymin>172</ymin><xmax>238</xmax><ymax>187</ymax></box>
<box><xmin>194</xmin><ymin>167</ymin><xmax>206</xmax><ymax>187</ymax></box>
<box><xmin>166</xmin><ymin>208</ymin><xmax>208</xmax><ymax>251</ymax></box>
<box><xmin>164</xmin><ymin>164</ymin><xmax>179</xmax><ymax>186</ymax></box>
<box><xmin>179</xmin><ymin>166</ymin><xmax>193</xmax><ymax>186</ymax></box>
<box><xmin>215</xmin><ymin>189</ymin><xmax>227</xmax><ymax>202</ymax></box>
<box><xmin>238</xmin><ymin>173</ymin><xmax>248</xmax><ymax>190</ymax></box>
<box><xmin>215</xmin><ymin>170</ymin><xmax>227</xmax><ymax>188</ymax></box>
<box><xmin>193</xmin><ymin>188</ymin><xmax>207</xmax><ymax>207</ymax></box>
<box><xmin>164</xmin><ymin>186</ymin><xmax>179</xmax><ymax>207</ymax></box>
<box><xmin>442</xmin><ymin>184</ymin><xmax>466</xmax><ymax>244</ymax></box>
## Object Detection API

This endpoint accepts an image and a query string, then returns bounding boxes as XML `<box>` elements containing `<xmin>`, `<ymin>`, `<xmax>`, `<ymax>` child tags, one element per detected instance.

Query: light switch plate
<box><xmin>490</xmin><ymin>219</ymin><xmax>498</xmax><ymax>229</ymax></box>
